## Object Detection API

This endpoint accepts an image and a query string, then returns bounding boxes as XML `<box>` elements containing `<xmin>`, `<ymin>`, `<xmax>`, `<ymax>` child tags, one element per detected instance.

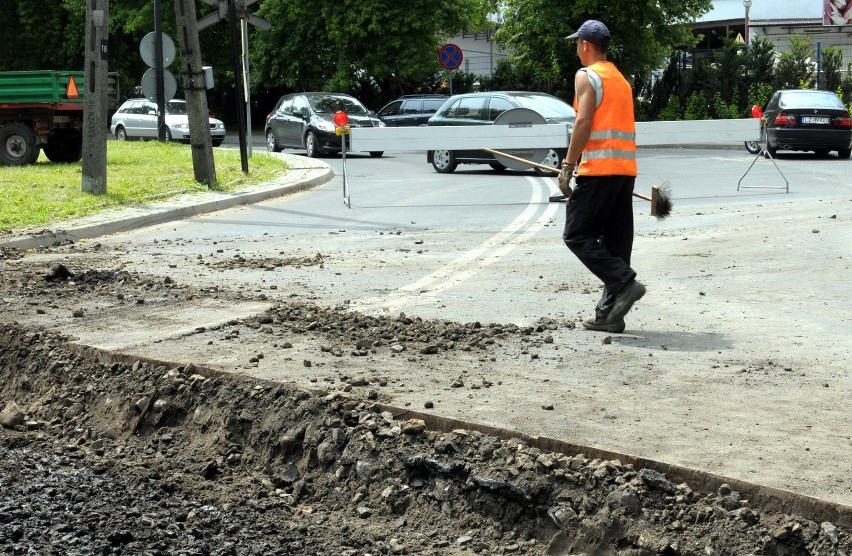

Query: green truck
<box><xmin>0</xmin><ymin>70</ymin><xmax>118</xmax><ymax>166</ymax></box>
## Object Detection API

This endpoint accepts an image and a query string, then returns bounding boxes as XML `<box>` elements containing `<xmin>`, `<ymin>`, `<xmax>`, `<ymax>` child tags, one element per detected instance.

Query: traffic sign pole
<box><xmin>438</xmin><ymin>43</ymin><xmax>463</xmax><ymax>96</ymax></box>
<box><xmin>228</xmin><ymin>0</ymin><xmax>249</xmax><ymax>174</ymax></box>
<box><xmin>154</xmin><ymin>0</ymin><xmax>167</xmax><ymax>141</ymax></box>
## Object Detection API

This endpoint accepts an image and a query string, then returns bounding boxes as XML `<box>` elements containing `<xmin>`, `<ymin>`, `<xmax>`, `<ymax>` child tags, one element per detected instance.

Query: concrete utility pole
<box><xmin>82</xmin><ymin>0</ymin><xmax>109</xmax><ymax>195</ymax></box>
<box><xmin>173</xmin><ymin>0</ymin><xmax>217</xmax><ymax>186</ymax></box>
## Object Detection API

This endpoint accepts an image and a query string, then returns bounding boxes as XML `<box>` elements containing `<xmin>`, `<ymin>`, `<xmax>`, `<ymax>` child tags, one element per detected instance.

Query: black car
<box><xmin>425</xmin><ymin>91</ymin><xmax>576</xmax><ymax>173</ymax></box>
<box><xmin>376</xmin><ymin>94</ymin><xmax>449</xmax><ymax>126</ymax></box>
<box><xmin>265</xmin><ymin>92</ymin><xmax>386</xmax><ymax>158</ymax></box>
<box><xmin>754</xmin><ymin>89</ymin><xmax>851</xmax><ymax>159</ymax></box>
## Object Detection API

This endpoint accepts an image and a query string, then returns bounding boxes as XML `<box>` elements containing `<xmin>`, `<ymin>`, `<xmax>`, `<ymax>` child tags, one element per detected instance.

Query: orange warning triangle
<box><xmin>66</xmin><ymin>76</ymin><xmax>79</xmax><ymax>99</ymax></box>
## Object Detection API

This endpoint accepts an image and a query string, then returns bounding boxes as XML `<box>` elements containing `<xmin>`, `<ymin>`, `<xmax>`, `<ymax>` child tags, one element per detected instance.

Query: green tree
<box><xmin>745</xmin><ymin>35</ymin><xmax>775</xmax><ymax>87</ymax></box>
<box><xmin>712</xmin><ymin>37</ymin><xmax>746</xmax><ymax>110</ymax></box>
<box><xmin>819</xmin><ymin>46</ymin><xmax>843</xmax><ymax>92</ymax></box>
<box><xmin>494</xmin><ymin>0</ymin><xmax>713</xmax><ymax>101</ymax></box>
<box><xmin>251</xmin><ymin>0</ymin><xmax>496</xmax><ymax>107</ymax></box>
<box><xmin>774</xmin><ymin>34</ymin><xmax>815</xmax><ymax>90</ymax></box>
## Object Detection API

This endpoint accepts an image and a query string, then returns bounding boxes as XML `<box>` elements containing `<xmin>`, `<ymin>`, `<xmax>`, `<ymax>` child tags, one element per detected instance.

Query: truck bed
<box><xmin>0</xmin><ymin>70</ymin><xmax>86</xmax><ymax>105</ymax></box>
<box><xmin>0</xmin><ymin>70</ymin><xmax>119</xmax><ymax>108</ymax></box>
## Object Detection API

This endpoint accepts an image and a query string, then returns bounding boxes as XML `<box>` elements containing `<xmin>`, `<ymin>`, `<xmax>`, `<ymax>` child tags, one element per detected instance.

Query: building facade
<box><xmin>695</xmin><ymin>0</ymin><xmax>852</xmax><ymax>60</ymax></box>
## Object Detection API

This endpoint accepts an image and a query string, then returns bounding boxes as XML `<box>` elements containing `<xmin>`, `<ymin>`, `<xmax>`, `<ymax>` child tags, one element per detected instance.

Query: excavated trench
<box><xmin>1</xmin><ymin>321</ymin><xmax>851</xmax><ymax>555</ymax></box>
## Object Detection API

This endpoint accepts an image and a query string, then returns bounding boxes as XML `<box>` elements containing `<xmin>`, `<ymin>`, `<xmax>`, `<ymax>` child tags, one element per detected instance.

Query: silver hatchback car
<box><xmin>110</xmin><ymin>98</ymin><xmax>226</xmax><ymax>146</ymax></box>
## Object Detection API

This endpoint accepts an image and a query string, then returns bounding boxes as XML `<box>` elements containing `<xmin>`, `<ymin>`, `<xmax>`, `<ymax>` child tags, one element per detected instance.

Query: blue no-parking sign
<box><xmin>438</xmin><ymin>43</ymin><xmax>464</xmax><ymax>71</ymax></box>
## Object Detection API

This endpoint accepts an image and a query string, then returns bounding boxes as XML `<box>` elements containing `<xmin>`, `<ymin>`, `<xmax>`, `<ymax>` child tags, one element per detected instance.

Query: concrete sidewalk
<box><xmin>0</xmin><ymin>153</ymin><xmax>332</xmax><ymax>251</ymax></box>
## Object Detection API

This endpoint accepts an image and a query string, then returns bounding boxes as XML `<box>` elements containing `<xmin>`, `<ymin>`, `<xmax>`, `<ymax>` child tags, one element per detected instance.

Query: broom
<box><xmin>483</xmin><ymin>148</ymin><xmax>672</xmax><ymax>219</ymax></box>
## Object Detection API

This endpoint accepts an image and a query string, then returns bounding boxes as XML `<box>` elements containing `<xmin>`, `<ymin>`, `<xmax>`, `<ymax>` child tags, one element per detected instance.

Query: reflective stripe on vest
<box><xmin>574</xmin><ymin>61</ymin><xmax>638</xmax><ymax>177</ymax></box>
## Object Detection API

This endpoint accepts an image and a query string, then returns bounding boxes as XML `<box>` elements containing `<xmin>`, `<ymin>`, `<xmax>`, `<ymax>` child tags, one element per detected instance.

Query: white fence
<box><xmin>349</xmin><ymin>118</ymin><xmax>761</xmax><ymax>153</ymax></box>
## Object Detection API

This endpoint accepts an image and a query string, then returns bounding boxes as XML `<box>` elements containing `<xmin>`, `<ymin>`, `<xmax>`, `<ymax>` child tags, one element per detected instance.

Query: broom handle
<box><xmin>482</xmin><ymin>148</ymin><xmax>652</xmax><ymax>203</ymax></box>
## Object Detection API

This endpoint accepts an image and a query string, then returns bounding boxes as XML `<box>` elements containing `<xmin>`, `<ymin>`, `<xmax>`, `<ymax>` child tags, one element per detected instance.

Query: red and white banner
<box><xmin>824</xmin><ymin>0</ymin><xmax>852</xmax><ymax>25</ymax></box>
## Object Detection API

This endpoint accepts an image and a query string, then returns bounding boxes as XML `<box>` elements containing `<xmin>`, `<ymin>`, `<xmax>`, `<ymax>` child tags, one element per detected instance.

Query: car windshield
<box><xmin>511</xmin><ymin>95</ymin><xmax>576</xmax><ymax>119</ymax></box>
<box><xmin>166</xmin><ymin>101</ymin><xmax>188</xmax><ymax>115</ymax></box>
<box><xmin>779</xmin><ymin>92</ymin><xmax>844</xmax><ymax>109</ymax></box>
<box><xmin>307</xmin><ymin>94</ymin><xmax>369</xmax><ymax>115</ymax></box>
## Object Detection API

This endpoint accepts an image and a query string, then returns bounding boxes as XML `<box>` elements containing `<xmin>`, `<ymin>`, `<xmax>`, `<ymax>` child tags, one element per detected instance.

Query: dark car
<box><xmin>754</xmin><ymin>89</ymin><xmax>851</xmax><ymax>159</ymax></box>
<box><xmin>110</xmin><ymin>98</ymin><xmax>226</xmax><ymax>146</ymax></box>
<box><xmin>265</xmin><ymin>92</ymin><xmax>385</xmax><ymax>158</ymax></box>
<box><xmin>425</xmin><ymin>91</ymin><xmax>576</xmax><ymax>173</ymax></box>
<box><xmin>376</xmin><ymin>94</ymin><xmax>449</xmax><ymax>127</ymax></box>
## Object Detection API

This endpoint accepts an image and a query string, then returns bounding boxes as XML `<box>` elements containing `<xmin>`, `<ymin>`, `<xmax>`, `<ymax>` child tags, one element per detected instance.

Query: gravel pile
<box><xmin>1</xmin><ymin>322</ymin><xmax>850</xmax><ymax>555</ymax></box>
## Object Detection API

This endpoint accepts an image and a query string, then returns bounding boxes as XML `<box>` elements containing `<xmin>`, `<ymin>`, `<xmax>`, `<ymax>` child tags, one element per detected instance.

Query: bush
<box><xmin>820</xmin><ymin>46</ymin><xmax>843</xmax><ymax>92</ymax></box>
<box><xmin>713</xmin><ymin>92</ymin><xmax>740</xmax><ymax>119</ymax></box>
<box><xmin>684</xmin><ymin>91</ymin><xmax>709</xmax><ymax>120</ymax></box>
<box><xmin>658</xmin><ymin>95</ymin><xmax>682</xmax><ymax>120</ymax></box>
<box><xmin>774</xmin><ymin>34</ymin><xmax>815</xmax><ymax>90</ymax></box>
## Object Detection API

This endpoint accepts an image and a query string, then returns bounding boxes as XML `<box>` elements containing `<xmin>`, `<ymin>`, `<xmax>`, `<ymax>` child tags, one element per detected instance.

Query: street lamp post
<box><xmin>743</xmin><ymin>0</ymin><xmax>752</xmax><ymax>45</ymax></box>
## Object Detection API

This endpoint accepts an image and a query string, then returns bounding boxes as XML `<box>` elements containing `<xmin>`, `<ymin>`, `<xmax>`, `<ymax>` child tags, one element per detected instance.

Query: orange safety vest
<box><xmin>573</xmin><ymin>61</ymin><xmax>637</xmax><ymax>177</ymax></box>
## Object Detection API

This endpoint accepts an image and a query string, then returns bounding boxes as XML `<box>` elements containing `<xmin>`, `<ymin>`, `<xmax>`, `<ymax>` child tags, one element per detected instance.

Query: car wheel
<box><xmin>489</xmin><ymin>162</ymin><xmax>507</xmax><ymax>172</ymax></box>
<box><xmin>305</xmin><ymin>131</ymin><xmax>320</xmax><ymax>158</ymax></box>
<box><xmin>533</xmin><ymin>149</ymin><xmax>561</xmax><ymax>176</ymax></box>
<box><xmin>212</xmin><ymin>139</ymin><xmax>224</xmax><ymax>147</ymax></box>
<box><xmin>163</xmin><ymin>128</ymin><xmax>173</xmax><ymax>142</ymax></box>
<box><xmin>0</xmin><ymin>122</ymin><xmax>39</xmax><ymax>165</ymax></box>
<box><xmin>266</xmin><ymin>129</ymin><xmax>281</xmax><ymax>152</ymax></box>
<box><xmin>369</xmin><ymin>151</ymin><xmax>383</xmax><ymax>158</ymax></box>
<box><xmin>115</xmin><ymin>126</ymin><xmax>128</xmax><ymax>141</ymax></box>
<box><xmin>744</xmin><ymin>140</ymin><xmax>761</xmax><ymax>154</ymax></box>
<box><xmin>431</xmin><ymin>149</ymin><xmax>457</xmax><ymax>173</ymax></box>
<box><xmin>838</xmin><ymin>148</ymin><xmax>851</xmax><ymax>159</ymax></box>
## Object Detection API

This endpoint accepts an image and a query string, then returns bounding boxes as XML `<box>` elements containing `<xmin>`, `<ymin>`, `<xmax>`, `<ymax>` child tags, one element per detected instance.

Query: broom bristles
<box><xmin>654</xmin><ymin>181</ymin><xmax>673</xmax><ymax>219</ymax></box>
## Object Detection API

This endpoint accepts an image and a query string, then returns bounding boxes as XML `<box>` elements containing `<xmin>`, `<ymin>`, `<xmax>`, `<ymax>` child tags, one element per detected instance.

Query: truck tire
<box><xmin>1</xmin><ymin>122</ymin><xmax>39</xmax><ymax>165</ymax></box>
<box><xmin>43</xmin><ymin>131</ymin><xmax>83</xmax><ymax>163</ymax></box>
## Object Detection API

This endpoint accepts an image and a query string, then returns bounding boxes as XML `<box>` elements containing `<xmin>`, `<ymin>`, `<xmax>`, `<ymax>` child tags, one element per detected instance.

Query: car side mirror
<box><xmin>751</xmin><ymin>105</ymin><xmax>763</xmax><ymax>119</ymax></box>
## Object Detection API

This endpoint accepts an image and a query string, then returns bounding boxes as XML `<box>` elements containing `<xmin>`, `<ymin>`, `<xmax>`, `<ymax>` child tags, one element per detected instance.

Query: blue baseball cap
<box><xmin>566</xmin><ymin>20</ymin><xmax>611</xmax><ymax>45</ymax></box>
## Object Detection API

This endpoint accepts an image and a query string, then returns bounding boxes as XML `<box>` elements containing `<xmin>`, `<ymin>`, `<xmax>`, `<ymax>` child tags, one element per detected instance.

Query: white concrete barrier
<box><xmin>349</xmin><ymin>118</ymin><xmax>760</xmax><ymax>152</ymax></box>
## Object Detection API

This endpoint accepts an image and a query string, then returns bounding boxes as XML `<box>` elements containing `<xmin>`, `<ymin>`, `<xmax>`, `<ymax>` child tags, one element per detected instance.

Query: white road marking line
<box><xmin>356</xmin><ymin>176</ymin><xmax>560</xmax><ymax>313</ymax></box>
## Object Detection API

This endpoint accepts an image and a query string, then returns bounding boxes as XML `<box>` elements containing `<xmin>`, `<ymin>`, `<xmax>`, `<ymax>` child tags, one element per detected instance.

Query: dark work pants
<box><xmin>562</xmin><ymin>175</ymin><xmax>637</xmax><ymax>320</ymax></box>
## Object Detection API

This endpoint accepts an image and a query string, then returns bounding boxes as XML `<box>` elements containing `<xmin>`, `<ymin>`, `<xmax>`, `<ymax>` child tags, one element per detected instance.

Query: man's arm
<box><xmin>565</xmin><ymin>71</ymin><xmax>597</xmax><ymax>165</ymax></box>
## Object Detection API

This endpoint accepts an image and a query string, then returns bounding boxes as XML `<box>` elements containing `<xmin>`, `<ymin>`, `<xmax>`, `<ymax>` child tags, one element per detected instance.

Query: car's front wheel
<box><xmin>305</xmin><ymin>131</ymin><xmax>320</xmax><ymax>158</ymax></box>
<box><xmin>838</xmin><ymin>147</ymin><xmax>851</xmax><ymax>159</ymax></box>
<box><xmin>431</xmin><ymin>149</ymin><xmax>457</xmax><ymax>173</ymax></box>
<box><xmin>533</xmin><ymin>149</ymin><xmax>561</xmax><ymax>176</ymax></box>
<box><xmin>266</xmin><ymin>129</ymin><xmax>280</xmax><ymax>152</ymax></box>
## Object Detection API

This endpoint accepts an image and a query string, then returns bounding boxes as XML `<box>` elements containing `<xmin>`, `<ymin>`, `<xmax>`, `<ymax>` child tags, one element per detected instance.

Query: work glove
<box><xmin>558</xmin><ymin>161</ymin><xmax>575</xmax><ymax>197</ymax></box>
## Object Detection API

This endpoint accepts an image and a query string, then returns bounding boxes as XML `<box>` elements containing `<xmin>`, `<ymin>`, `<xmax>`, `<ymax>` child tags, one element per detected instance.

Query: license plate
<box><xmin>801</xmin><ymin>116</ymin><xmax>830</xmax><ymax>125</ymax></box>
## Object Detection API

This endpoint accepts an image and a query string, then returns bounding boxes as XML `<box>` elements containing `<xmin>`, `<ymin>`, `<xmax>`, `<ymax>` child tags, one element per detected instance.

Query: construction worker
<box><xmin>558</xmin><ymin>19</ymin><xmax>645</xmax><ymax>333</ymax></box>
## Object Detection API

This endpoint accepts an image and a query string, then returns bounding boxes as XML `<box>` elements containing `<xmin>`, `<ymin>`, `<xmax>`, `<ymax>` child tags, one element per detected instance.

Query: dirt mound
<box><xmin>1</xmin><ymin>322</ymin><xmax>849</xmax><ymax>554</ymax></box>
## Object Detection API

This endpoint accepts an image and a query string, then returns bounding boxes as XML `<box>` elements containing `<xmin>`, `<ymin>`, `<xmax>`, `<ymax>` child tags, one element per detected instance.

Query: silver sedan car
<box><xmin>110</xmin><ymin>98</ymin><xmax>226</xmax><ymax>146</ymax></box>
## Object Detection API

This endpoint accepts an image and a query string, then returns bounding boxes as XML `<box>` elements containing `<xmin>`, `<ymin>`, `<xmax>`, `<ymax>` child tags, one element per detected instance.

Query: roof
<box><xmin>750</xmin><ymin>18</ymin><xmax>822</xmax><ymax>26</ymax></box>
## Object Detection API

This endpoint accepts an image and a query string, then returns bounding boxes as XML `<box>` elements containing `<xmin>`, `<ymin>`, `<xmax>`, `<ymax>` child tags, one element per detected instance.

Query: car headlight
<box><xmin>213</xmin><ymin>123</ymin><xmax>224</xmax><ymax>130</ymax></box>
<box><xmin>316</xmin><ymin>121</ymin><xmax>335</xmax><ymax>132</ymax></box>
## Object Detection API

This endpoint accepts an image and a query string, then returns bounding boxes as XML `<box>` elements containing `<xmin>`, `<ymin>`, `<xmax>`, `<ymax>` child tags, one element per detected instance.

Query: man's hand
<box><xmin>558</xmin><ymin>161</ymin><xmax>575</xmax><ymax>197</ymax></box>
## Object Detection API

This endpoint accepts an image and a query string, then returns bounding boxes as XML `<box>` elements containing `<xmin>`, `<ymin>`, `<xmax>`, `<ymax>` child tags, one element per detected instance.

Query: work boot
<box><xmin>606</xmin><ymin>279</ymin><xmax>646</xmax><ymax>324</ymax></box>
<box><xmin>581</xmin><ymin>317</ymin><xmax>626</xmax><ymax>333</ymax></box>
